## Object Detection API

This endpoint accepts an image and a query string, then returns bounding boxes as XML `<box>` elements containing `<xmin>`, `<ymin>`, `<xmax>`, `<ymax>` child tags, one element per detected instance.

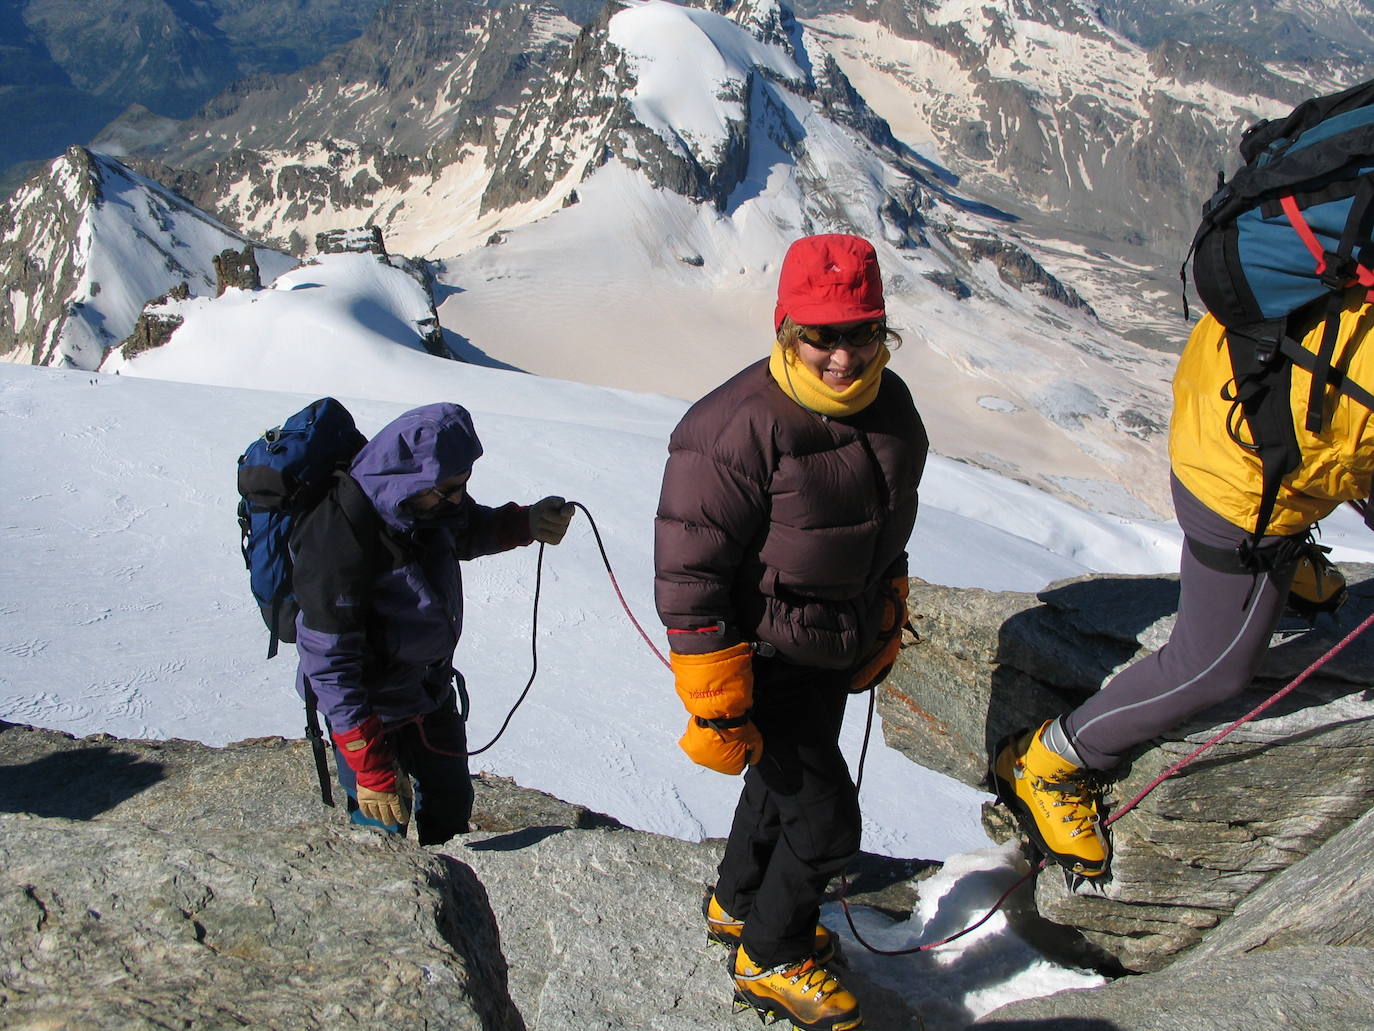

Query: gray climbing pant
<box><xmin>1062</xmin><ymin>533</ymin><xmax>1297</xmax><ymax>771</ymax></box>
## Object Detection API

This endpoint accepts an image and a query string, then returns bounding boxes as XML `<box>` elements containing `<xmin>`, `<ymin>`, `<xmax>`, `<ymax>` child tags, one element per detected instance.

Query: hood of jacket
<box><xmin>350</xmin><ymin>403</ymin><xmax>483</xmax><ymax>532</ymax></box>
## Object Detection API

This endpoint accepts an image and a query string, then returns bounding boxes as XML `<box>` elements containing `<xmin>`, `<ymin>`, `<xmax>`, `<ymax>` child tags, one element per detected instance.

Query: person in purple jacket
<box><xmin>292</xmin><ymin>402</ymin><xmax>574</xmax><ymax>845</ymax></box>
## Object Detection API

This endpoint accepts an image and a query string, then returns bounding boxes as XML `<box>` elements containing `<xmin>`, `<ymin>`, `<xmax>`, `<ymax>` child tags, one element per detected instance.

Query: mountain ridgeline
<box><xmin>3</xmin><ymin>0</ymin><xmax>1372</xmax><ymax>522</ymax></box>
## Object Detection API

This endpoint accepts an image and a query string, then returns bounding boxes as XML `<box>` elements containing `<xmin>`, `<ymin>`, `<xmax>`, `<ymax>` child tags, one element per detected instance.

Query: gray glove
<box><xmin>529</xmin><ymin>496</ymin><xmax>575</xmax><ymax>544</ymax></box>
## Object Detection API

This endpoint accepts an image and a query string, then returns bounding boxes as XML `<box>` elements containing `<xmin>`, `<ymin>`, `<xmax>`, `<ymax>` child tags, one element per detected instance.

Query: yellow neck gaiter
<box><xmin>769</xmin><ymin>339</ymin><xmax>889</xmax><ymax>418</ymax></box>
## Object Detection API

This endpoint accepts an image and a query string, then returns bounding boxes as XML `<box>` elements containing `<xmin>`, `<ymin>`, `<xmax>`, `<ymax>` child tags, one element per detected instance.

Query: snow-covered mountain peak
<box><xmin>0</xmin><ymin>147</ymin><xmax>294</xmax><ymax>370</ymax></box>
<box><xmin>608</xmin><ymin>0</ymin><xmax>806</xmax><ymax>162</ymax></box>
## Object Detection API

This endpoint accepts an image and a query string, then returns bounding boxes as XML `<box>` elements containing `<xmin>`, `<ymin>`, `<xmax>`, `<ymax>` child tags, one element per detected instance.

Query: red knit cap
<box><xmin>773</xmin><ymin>234</ymin><xmax>885</xmax><ymax>332</ymax></box>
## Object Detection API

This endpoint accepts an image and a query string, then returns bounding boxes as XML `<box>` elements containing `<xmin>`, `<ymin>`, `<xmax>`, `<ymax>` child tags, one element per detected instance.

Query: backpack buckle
<box><xmin>1319</xmin><ymin>251</ymin><xmax>1356</xmax><ymax>290</ymax></box>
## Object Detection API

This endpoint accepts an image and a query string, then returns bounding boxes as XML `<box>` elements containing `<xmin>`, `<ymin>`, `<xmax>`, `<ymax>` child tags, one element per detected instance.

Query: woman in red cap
<box><xmin>654</xmin><ymin>234</ymin><xmax>928</xmax><ymax>1030</ymax></box>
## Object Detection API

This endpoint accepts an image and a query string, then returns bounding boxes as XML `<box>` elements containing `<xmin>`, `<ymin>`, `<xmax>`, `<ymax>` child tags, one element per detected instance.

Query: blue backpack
<box><xmin>237</xmin><ymin>397</ymin><xmax>367</xmax><ymax>658</ymax></box>
<box><xmin>1186</xmin><ymin>78</ymin><xmax>1374</xmax><ymax>557</ymax></box>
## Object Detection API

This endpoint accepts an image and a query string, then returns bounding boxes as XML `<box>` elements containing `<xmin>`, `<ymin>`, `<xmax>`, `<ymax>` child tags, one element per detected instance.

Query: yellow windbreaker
<box><xmin>1169</xmin><ymin>290</ymin><xmax>1374</xmax><ymax>536</ymax></box>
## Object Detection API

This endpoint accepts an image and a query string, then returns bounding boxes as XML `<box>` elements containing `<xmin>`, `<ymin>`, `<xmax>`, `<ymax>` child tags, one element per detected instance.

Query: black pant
<box><xmin>715</xmin><ymin>659</ymin><xmax>861</xmax><ymax>969</ymax></box>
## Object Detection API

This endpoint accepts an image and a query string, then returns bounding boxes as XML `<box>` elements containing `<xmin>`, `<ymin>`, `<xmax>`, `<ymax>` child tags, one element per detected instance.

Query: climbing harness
<box><xmin>833</xmin><ymin>607</ymin><xmax>1374</xmax><ymax>957</ymax></box>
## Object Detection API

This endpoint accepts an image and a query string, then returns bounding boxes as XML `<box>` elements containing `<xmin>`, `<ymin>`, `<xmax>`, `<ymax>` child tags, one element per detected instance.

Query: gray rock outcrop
<box><xmin>973</xmin><ymin>805</ymin><xmax>1374</xmax><ymax>1027</ymax></box>
<box><xmin>315</xmin><ymin>226</ymin><xmax>387</xmax><ymax>257</ymax></box>
<box><xmin>1185</xmin><ymin>801</ymin><xmax>1374</xmax><ymax>961</ymax></box>
<box><xmin>881</xmin><ymin>568</ymin><xmax>1374</xmax><ymax>972</ymax></box>
<box><xmin>0</xmin><ymin>720</ymin><xmax>927</xmax><ymax>1030</ymax></box>
<box><xmin>972</xmin><ymin>945</ymin><xmax>1374</xmax><ymax>1029</ymax></box>
<box><xmin>0</xmin><ymin>814</ymin><xmax>522</xmax><ymax>1030</ymax></box>
<box><xmin>213</xmin><ymin>244</ymin><xmax>262</xmax><ymax>294</ymax></box>
<box><xmin>119</xmin><ymin>282</ymin><xmax>190</xmax><ymax>360</ymax></box>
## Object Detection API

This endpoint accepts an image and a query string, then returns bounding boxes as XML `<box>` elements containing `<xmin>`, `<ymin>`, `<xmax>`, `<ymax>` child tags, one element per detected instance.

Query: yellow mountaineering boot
<box><xmin>992</xmin><ymin>720</ymin><xmax>1109</xmax><ymax>877</ymax></box>
<box><xmin>732</xmin><ymin>944</ymin><xmax>863</xmax><ymax>1031</ymax></box>
<box><xmin>704</xmin><ymin>891</ymin><xmax>837</xmax><ymax>964</ymax></box>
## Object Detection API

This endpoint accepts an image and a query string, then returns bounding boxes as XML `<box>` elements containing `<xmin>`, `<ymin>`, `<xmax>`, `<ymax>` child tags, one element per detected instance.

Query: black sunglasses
<box><xmin>406</xmin><ymin>479</ymin><xmax>468</xmax><ymax>511</ymax></box>
<box><xmin>796</xmin><ymin>321</ymin><xmax>885</xmax><ymax>351</ymax></box>
<box><xmin>425</xmin><ymin>481</ymin><xmax>468</xmax><ymax>503</ymax></box>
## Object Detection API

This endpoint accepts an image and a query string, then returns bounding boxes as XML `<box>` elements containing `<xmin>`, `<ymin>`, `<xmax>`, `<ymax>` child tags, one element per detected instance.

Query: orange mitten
<box><xmin>671</xmin><ymin>642</ymin><xmax>760</xmax><ymax>774</ymax></box>
<box><xmin>849</xmin><ymin>577</ymin><xmax>910</xmax><ymax>693</ymax></box>
<box><xmin>679</xmin><ymin>715</ymin><xmax>763</xmax><ymax>775</ymax></box>
<box><xmin>670</xmin><ymin>642</ymin><xmax>754</xmax><ymax>719</ymax></box>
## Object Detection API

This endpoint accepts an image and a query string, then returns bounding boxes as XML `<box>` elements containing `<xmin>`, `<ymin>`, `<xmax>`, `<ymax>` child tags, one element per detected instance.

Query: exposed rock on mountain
<box><xmin>0</xmin><ymin>813</ymin><xmax>524</xmax><ymax>1030</ymax></box>
<box><xmin>214</xmin><ymin>244</ymin><xmax>263</xmax><ymax>294</ymax></box>
<box><xmin>807</xmin><ymin>0</ymin><xmax>1310</xmax><ymax>252</ymax></box>
<box><xmin>0</xmin><ymin>147</ymin><xmax>293</xmax><ymax>369</ymax></box>
<box><xmin>95</xmin><ymin>0</ymin><xmax>581</xmax><ymax>254</ymax></box>
<box><xmin>0</xmin><ymin>0</ymin><xmax>397</xmax><ymax>193</ymax></box>
<box><xmin>973</xmin><ymin>946</ymin><xmax>1374</xmax><ymax>1029</ymax></box>
<box><xmin>880</xmin><ymin>566</ymin><xmax>1374</xmax><ymax>971</ymax></box>
<box><xmin>800</xmin><ymin>0</ymin><xmax>1369</xmax><ymax>351</ymax></box>
<box><xmin>1093</xmin><ymin>0</ymin><xmax>1374</xmax><ymax>71</ymax></box>
<box><xmin>120</xmin><ymin>283</ymin><xmax>190</xmax><ymax>361</ymax></box>
<box><xmin>479</xmin><ymin>0</ymin><xmax>965</xmax><ymax>268</ymax></box>
<box><xmin>317</xmin><ymin>226</ymin><xmax>387</xmax><ymax>256</ymax></box>
<box><xmin>977</xmin><ymin>806</ymin><xmax>1374</xmax><ymax>1027</ymax></box>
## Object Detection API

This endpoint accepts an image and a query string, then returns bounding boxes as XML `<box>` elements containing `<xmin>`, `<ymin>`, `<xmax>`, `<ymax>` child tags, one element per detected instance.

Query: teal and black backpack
<box><xmin>1186</xmin><ymin>77</ymin><xmax>1374</xmax><ymax>559</ymax></box>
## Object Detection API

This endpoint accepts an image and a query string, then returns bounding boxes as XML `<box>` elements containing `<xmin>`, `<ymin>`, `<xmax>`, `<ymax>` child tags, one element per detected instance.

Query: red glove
<box><xmin>849</xmin><ymin>577</ymin><xmax>910</xmax><ymax>693</ymax></box>
<box><xmin>333</xmin><ymin>715</ymin><xmax>409</xmax><ymax>825</ymax></box>
<box><xmin>332</xmin><ymin>715</ymin><xmax>397</xmax><ymax>792</ymax></box>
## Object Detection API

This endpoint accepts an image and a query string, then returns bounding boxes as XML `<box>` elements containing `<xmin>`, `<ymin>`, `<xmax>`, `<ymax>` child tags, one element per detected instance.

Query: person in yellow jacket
<box><xmin>993</xmin><ymin>289</ymin><xmax>1374</xmax><ymax>878</ymax></box>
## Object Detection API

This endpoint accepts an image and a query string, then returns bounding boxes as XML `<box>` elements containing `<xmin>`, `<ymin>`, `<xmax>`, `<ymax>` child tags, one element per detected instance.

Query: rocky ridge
<box><xmin>880</xmin><ymin>564</ymin><xmax>1374</xmax><ymax>973</ymax></box>
<box><xmin>97</xmin><ymin>0</ymin><xmax>582</xmax><ymax>254</ymax></box>
<box><xmin>801</xmin><ymin>0</ymin><xmax>1368</xmax><ymax>350</ymax></box>
<box><xmin>5</xmin><ymin>567</ymin><xmax>1374</xmax><ymax>1028</ymax></box>
<box><xmin>0</xmin><ymin>722</ymin><xmax>924</xmax><ymax>1030</ymax></box>
<box><xmin>0</xmin><ymin>147</ymin><xmax>282</xmax><ymax>369</ymax></box>
<box><xmin>96</xmin><ymin>0</ymin><xmax>1093</xmax><ymax>317</ymax></box>
<box><xmin>1</xmin><ymin>0</ymin><xmax>396</xmax><ymax>194</ymax></box>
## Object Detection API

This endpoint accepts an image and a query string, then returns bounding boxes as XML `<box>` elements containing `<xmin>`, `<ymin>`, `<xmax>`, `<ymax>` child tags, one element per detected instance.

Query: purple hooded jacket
<box><xmin>292</xmin><ymin>403</ymin><xmax>532</xmax><ymax>733</ymax></box>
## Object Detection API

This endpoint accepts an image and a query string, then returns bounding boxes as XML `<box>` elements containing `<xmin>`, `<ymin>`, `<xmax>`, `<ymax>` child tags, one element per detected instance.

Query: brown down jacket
<box><xmin>654</xmin><ymin>357</ymin><xmax>928</xmax><ymax>669</ymax></box>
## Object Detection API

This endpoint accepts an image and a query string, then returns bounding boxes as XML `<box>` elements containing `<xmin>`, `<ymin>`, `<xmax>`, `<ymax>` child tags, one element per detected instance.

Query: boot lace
<box><xmin>1036</xmin><ymin>772</ymin><xmax>1103</xmax><ymax>840</ymax></box>
<box><xmin>779</xmin><ymin>958</ymin><xmax>843</xmax><ymax>1002</ymax></box>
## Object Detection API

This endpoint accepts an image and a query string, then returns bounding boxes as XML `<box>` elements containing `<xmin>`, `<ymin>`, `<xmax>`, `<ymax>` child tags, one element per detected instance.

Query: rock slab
<box><xmin>0</xmin><ymin>814</ymin><xmax>523</xmax><ymax>1029</ymax></box>
<box><xmin>880</xmin><ymin>570</ymin><xmax>1374</xmax><ymax>970</ymax></box>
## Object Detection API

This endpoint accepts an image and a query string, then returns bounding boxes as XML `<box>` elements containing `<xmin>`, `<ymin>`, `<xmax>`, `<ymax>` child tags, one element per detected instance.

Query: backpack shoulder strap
<box><xmin>331</xmin><ymin>471</ymin><xmax>413</xmax><ymax>574</ymax></box>
<box><xmin>1278</xmin><ymin>327</ymin><xmax>1374</xmax><ymax>413</ymax></box>
<box><xmin>1224</xmin><ymin>320</ymin><xmax>1303</xmax><ymax>552</ymax></box>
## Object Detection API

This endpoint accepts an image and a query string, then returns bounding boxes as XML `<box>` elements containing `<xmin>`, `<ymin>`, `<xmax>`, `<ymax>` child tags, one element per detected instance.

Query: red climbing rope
<box><xmin>837</xmin><ymin>609</ymin><xmax>1374</xmax><ymax>956</ymax></box>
